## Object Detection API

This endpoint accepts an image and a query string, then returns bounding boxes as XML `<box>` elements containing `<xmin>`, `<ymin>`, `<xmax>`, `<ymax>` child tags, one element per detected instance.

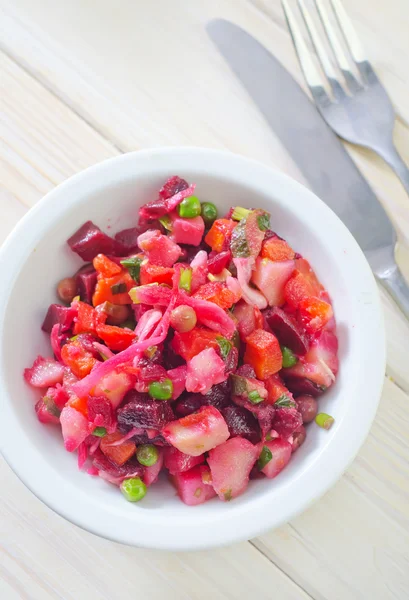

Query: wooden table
<box><xmin>1</xmin><ymin>1</ymin><xmax>409</xmax><ymax>598</ymax></box>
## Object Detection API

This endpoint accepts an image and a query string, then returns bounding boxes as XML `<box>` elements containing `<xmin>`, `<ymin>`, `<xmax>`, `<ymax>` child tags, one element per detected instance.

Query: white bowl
<box><xmin>0</xmin><ymin>148</ymin><xmax>384</xmax><ymax>550</ymax></box>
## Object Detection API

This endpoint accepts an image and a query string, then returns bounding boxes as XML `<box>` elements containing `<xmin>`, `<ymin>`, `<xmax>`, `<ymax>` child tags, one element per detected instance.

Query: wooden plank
<box><xmin>253</xmin><ymin>378</ymin><xmax>409</xmax><ymax>600</ymax></box>
<box><xmin>0</xmin><ymin>52</ymin><xmax>312</xmax><ymax>600</ymax></box>
<box><xmin>0</xmin><ymin>457</ymin><xmax>311</xmax><ymax>600</ymax></box>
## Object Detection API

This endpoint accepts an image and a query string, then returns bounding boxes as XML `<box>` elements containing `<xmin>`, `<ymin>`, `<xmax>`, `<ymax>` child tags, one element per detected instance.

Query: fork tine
<box><xmin>314</xmin><ymin>0</ymin><xmax>363</xmax><ymax>94</ymax></box>
<box><xmin>330</xmin><ymin>0</ymin><xmax>377</xmax><ymax>84</ymax></box>
<box><xmin>282</xmin><ymin>0</ymin><xmax>331</xmax><ymax>108</ymax></box>
<box><xmin>297</xmin><ymin>0</ymin><xmax>345</xmax><ymax>100</ymax></box>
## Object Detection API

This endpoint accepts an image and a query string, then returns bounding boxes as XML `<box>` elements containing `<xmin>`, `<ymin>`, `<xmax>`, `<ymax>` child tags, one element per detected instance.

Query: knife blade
<box><xmin>207</xmin><ymin>19</ymin><xmax>397</xmax><ymax>277</ymax></box>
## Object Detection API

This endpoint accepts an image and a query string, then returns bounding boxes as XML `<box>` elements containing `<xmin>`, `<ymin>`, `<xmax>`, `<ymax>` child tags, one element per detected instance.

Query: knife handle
<box><xmin>378</xmin><ymin>263</ymin><xmax>409</xmax><ymax>322</ymax></box>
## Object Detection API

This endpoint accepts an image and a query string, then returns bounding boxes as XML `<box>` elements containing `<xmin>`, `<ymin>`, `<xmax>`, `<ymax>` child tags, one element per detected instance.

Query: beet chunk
<box><xmin>224</xmin><ymin>347</ymin><xmax>239</xmax><ymax>374</ymax></box>
<box><xmin>174</xmin><ymin>394</ymin><xmax>203</xmax><ymax>417</ymax></box>
<box><xmin>114</xmin><ymin>223</ymin><xmax>164</xmax><ymax>251</ymax></box>
<box><xmin>272</xmin><ymin>407</ymin><xmax>303</xmax><ymax>438</ymax></box>
<box><xmin>202</xmin><ymin>380</ymin><xmax>231</xmax><ymax>411</ymax></box>
<box><xmin>87</xmin><ymin>396</ymin><xmax>113</xmax><ymax>428</ymax></box>
<box><xmin>222</xmin><ymin>405</ymin><xmax>261</xmax><ymax>444</ymax></box>
<box><xmin>235</xmin><ymin>364</ymin><xmax>256</xmax><ymax>379</ymax></box>
<box><xmin>233</xmin><ymin>395</ymin><xmax>275</xmax><ymax>437</ymax></box>
<box><xmin>117</xmin><ymin>391</ymin><xmax>174</xmax><ymax>430</ymax></box>
<box><xmin>41</xmin><ymin>303</ymin><xmax>76</xmax><ymax>334</ymax></box>
<box><xmin>93</xmin><ymin>450</ymin><xmax>144</xmax><ymax>478</ymax></box>
<box><xmin>75</xmin><ymin>265</ymin><xmax>97</xmax><ymax>304</ymax></box>
<box><xmin>114</xmin><ymin>227</ymin><xmax>141</xmax><ymax>251</ymax></box>
<box><xmin>283</xmin><ymin>376</ymin><xmax>326</xmax><ymax>397</ymax></box>
<box><xmin>130</xmin><ymin>432</ymin><xmax>170</xmax><ymax>446</ymax></box>
<box><xmin>68</xmin><ymin>221</ymin><xmax>126</xmax><ymax>261</ymax></box>
<box><xmin>159</xmin><ymin>176</ymin><xmax>189</xmax><ymax>199</ymax></box>
<box><xmin>265</xmin><ymin>307</ymin><xmax>309</xmax><ymax>355</ymax></box>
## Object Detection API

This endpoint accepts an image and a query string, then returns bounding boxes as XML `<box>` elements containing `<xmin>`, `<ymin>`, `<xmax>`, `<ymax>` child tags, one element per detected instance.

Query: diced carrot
<box><xmin>299</xmin><ymin>297</ymin><xmax>333</xmax><ymax>333</ymax></box>
<box><xmin>73</xmin><ymin>301</ymin><xmax>101</xmax><ymax>335</ymax></box>
<box><xmin>294</xmin><ymin>258</ymin><xmax>323</xmax><ymax>297</ymax></box>
<box><xmin>284</xmin><ymin>272</ymin><xmax>312</xmax><ymax>309</ymax></box>
<box><xmin>261</xmin><ymin>238</ymin><xmax>295</xmax><ymax>261</ymax></box>
<box><xmin>140</xmin><ymin>263</ymin><xmax>174</xmax><ymax>286</ymax></box>
<box><xmin>284</xmin><ymin>259</ymin><xmax>325</xmax><ymax>309</ymax></box>
<box><xmin>244</xmin><ymin>329</ymin><xmax>282</xmax><ymax>379</ymax></box>
<box><xmin>96</xmin><ymin>323</ymin><xmax>136</xmax><ymax>352</ymax></box>
<box><xmin>92</xmin><ymin>272</ymin><xmax>135</xmax><ymax>307</ymax></box>
<box><xmin>205</xmin><ymin>219</ymin><xmax>236</xmax><ymax>252</ymax></box>
<box><xmin>171</xmin><ymin>328</ymin><xmax>222</xmax><ymax>361</ymax></box>
<box><xmin>93</xmin><ymin>254</ymin><xmax>122</xmax><ymax>277</ymax></box>
<box><xmin>100</xmin><ymin>432</ymin><xmax>136</xmax><ymax>466</ymax></box>
<box><xmin>264</xmin><ymin>374</ymin><xmax>292</xmax><ymax>405</ymax></box>
<box><xmin>193</xmin><ymin>281</ymin><xmax>237</xmax><ymax>310</ymax></box>
<box><xmin>67</xmin><ymin>395</ymin><xmax>89</xmax><ymax>417</ymax></box>
<box><xmin>61</xmin><ymin>342</ymin><xmax>97</xmax><ymax>379</ymax></box>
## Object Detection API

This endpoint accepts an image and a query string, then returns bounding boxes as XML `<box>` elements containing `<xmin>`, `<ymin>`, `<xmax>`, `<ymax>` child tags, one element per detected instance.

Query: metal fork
<box><xmin>282</xmin><ymin>0</ymin><xmax>409</xmax><ymax>196</ymax></box>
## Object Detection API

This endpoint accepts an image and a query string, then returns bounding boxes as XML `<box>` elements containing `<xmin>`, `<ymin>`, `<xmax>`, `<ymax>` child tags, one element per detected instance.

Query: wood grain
<box><xmin>1</xmin><ymin>0</ymin><xmax>409</xmax><ymax>598</ymax></box>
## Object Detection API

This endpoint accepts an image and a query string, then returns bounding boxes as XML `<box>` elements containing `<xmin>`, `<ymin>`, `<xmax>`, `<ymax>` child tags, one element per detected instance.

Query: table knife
<box><xmin>207</xmin><ymin>19</ymin><xmax>409</xmax><ymax>321</ymax></box>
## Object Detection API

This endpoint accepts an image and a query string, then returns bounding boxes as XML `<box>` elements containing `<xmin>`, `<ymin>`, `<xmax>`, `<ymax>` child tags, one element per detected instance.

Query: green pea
<box><xmin>136</xmin><ymin>444</ymin><xmax>159</xmax><ymax>467</ymax></box>
<box><xmin>281</xmin><ymin>345</ymin><xmax>298</xmax><ymax>368</ymax></box>
<box><xmin>120</xmin><ymin>477</ymin><xmax>147</xmax><ymax>502</ymax></box>
<box><xmin>92</xmin><ymin>426</ymin><xmax>107</xmax><ymax>437</ymax></box>
<box><xmin>148</xmin><ymin>378</ymin><xmax>173</xmax><ymax>400</ymax></box>
<box><xmin>177</xmin><ymin>195</ymin><xmax>201</xmax><ymax>218</ymax></box>
<box><xmin>201</xmin><ymin>202</ymin><xmax>218</xmax><ymax>226</ymax></box>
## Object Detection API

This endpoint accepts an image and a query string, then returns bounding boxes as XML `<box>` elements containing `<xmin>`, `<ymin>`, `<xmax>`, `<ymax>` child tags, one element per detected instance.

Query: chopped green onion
<box><xmin>315</xmin><ymin>413</ymin><xmax>335</xmax><ymax>429</ymax></box>
<box><xmin>148</xmin><ymin>378</ymin><xmax>173</xmax><ymax>400</ymax></box>
<box><xmin>120</xmin><ymin>256</ymin><xmax>143</xmax><ymax>282</ymax></box>
<box><xmin>274</xmin><ymin>394</ymin><xmax>296</xmax><ymax>408</ymax></box>
<box><xmin>177</xmin><ymin>195</ymin><xmax>201</xmax><ymax>218</ymax></box>
<box><xmin>179</xmin><ymin>267</ymin><xmax>192</xmax><ymax>293</ymax></box>
<box><xmin>231</xmin><ymin>206</ymin><xmax>251</xmax><ymax>221</ymax></box>
<box><xmin>281</xmin><ymin>346</ymin><xmax>298</xmax><ymax>368</ymax></box>
<box><xmin>216</xmin><ymin>336</ymin><xmax>232</xmax><ymax>360</ymax></box>
<box><xmin>257</xmin><ymin>213</ymin><xmax>270</xmax><ymax>231</ymax></box>
<box><xmin>159</xmin><ymin>215</ymin><xmax>172</xmax><ymax>231</ymax></box>
<box><xmin>120</xmin><ymin>477</ymin><xmax>147</xmax><ymax>502</ymax></box>
<box><xmin>111</xmin><ymin>282</ymin><xmax>127</xmax><ymax>295</ymax></box>
<box><xmin>257</xmin><ymin>445</ymin><xmax>273</xmax><ymax>470</ymax></box>
<box><xmin>201</xmin><ymin>202</ymin><xmax>218</xmax><ymax>226</ymax></box>
<box><xmin>248</xmin><ymin>390</ymin><xmax>264</xmax><ymax>404</ymax></box>
<box><xmin>265</xmin><ymin>432</ymin><xmax>273</xmax><ymax>442</ymax></box>
<box><xmin>136</xmin><ymin>444</ymin><xmax>159</xmax><ymax>467</ymax></box>
<box><xmin>92</xmin><ymin>426</ymin><xmax>107</xmax><ymax>437</ymax></box>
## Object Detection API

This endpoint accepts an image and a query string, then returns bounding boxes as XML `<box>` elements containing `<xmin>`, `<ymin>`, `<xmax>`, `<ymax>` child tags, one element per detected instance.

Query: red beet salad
<box><xmin>24</xmin><ymin>176</ymin><xmax>338</xmax><ymax>505</ymax></box>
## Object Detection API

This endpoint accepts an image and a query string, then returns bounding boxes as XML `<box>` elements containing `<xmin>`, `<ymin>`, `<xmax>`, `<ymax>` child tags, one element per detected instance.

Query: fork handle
<box><xmin>379</xmin><ymin>143</ymin><xmax>409</xmax><ymax>197</ymax></box>
<box><xmin>378</xmin><ymin>262</ymin><xmax>409</xmax><ymax>322</ymax></box>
